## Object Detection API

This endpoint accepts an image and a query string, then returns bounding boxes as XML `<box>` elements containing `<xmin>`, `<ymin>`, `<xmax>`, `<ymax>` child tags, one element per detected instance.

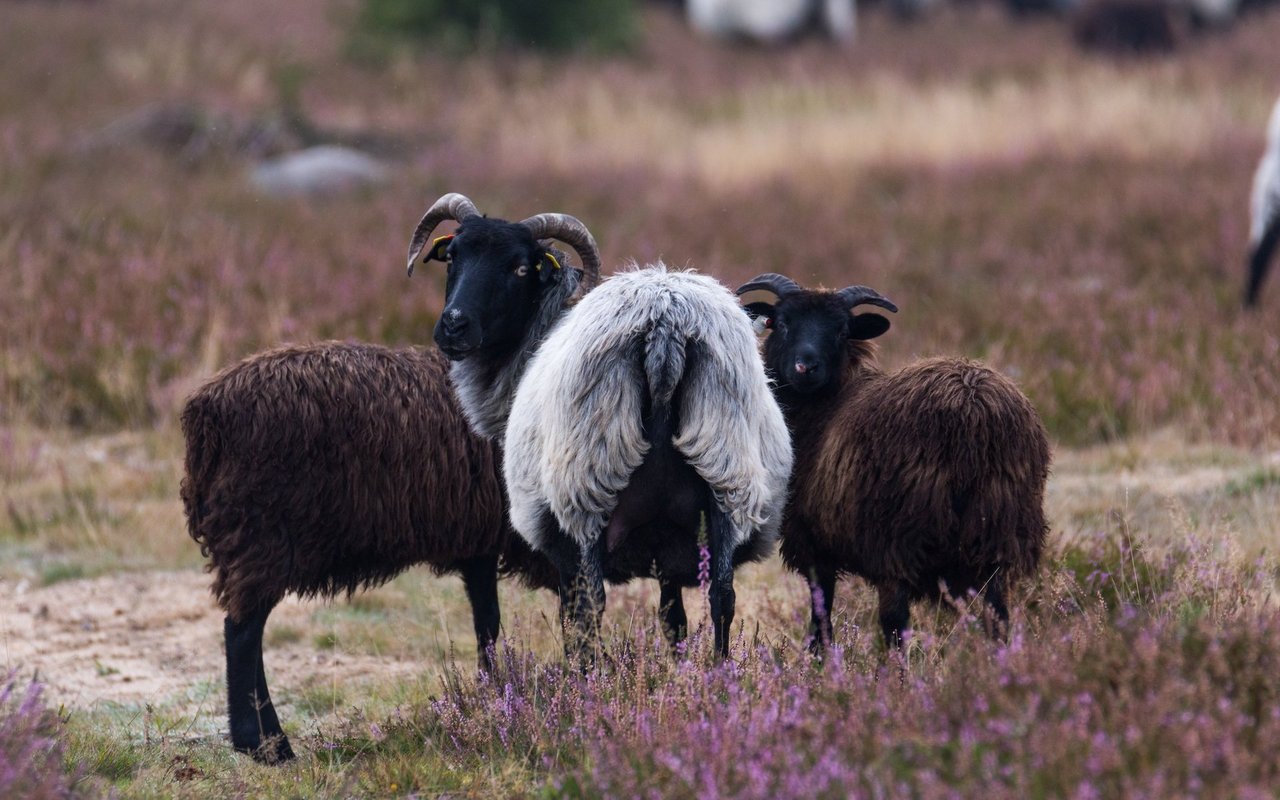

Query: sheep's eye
<box><xmin>515</xmin><ymin>264</ymin><xmax>530</xmax><ymax>277</ymax></box>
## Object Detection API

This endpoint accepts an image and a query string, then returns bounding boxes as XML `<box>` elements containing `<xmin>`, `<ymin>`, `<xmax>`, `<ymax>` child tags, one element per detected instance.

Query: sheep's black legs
<box><xmin>658</xmin><ymin>578</ymin><xmax>688</xmax><ymax>650</ymax></box>
<box><xmin>876</xmin><ymin>582</ymin><xmax>912</xmax><ymax>650</ymax></box>
<box><xmin>982</xmin><ymin>572</ymin><xmax>1010</xmax><ymax>644</ymax></box>
<box><xmin>569</xmin><ymin>543</ymin><xmax>606</xmax><ymax>663</ymax></box>
<box><xmin>1245</xmin><ymin>216</ymin><xmax>1280</xmax><ymax>308</ymax></box>
<box><xmin>806</xmin><ymin>566</ymin><xmax>837</xmax><ymax>654</ymax></box>
<box><xmin>544</xmin><ymin>533</ymin><xmax>606</xmax><ymax>663</ymax></box>
<box><xmin>460</xmin><ymin>555</ymin><xmax>501</xmax><ymax>671</ymax></box>
<box><xmin>225</xmin><ymin>607</ymin><xmax>294</xmax><ymax>763</ymax></box>
<box><xmin>706</xmin><ymin>498</ymin><xmax>736</xmax><ymax>659</ymax></box>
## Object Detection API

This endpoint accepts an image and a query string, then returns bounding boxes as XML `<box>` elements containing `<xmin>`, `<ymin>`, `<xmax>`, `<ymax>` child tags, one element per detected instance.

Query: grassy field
<box><xmin>2</xmin><ymin>1</ymin><xmax>1280</xmax><ymax>797</ymax></box>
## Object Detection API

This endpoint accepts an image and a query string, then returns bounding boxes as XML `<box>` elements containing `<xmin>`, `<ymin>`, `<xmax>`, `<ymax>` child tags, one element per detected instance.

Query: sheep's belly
<box><xmin>601</xmin><ymin>439</ymin><xmax>707</xmax><ymax>584</ymax></box>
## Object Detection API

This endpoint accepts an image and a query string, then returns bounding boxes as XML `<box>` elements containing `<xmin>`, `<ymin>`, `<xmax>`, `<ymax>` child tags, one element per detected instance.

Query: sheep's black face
<box><xmin>755</xmin><ymin>295</ymin><xmax>849</xmax><ymax>394</ymax></box>
<box><xmin>431</xmin><ymin>218</ymin><xmax>560</xmax><ymax>361</ymax></box>
<box><xmin>745</xmin><ymin>292</ymin><xmax>892</xmax><ymax>396</ymax></box>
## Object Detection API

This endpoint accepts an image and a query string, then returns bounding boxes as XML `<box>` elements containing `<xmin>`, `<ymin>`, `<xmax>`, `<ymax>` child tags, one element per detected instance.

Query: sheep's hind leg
<box><xmin>658</xmin><ymin>577</ymin><xmax>688</xmax><ymax>652</ymax></box>
<box><xmin>981</xmin><ymin>571</ymin><xmax>1010</xmax><ymax>644</ymax></box>
<box><xmin>460</xmin><ymin>555</ymin><xmax>501</xmax><ymax>672</ymax></box>
<box><xmin>544</xmin><ymin>532</ymin><xmax>606</xmax><ymax>665</ymax></box>
<box><xmin>806</xmin><ymin>566</ymin><xmax>837</xmax><ymax>655</ymax></box>
<box><xmin>875</xmin><ymin>581</ymin><xmax>912</xmax><ymax>650</ymax></box>
<box><xmin>225</xmin><ymin>606</ymin><xmax>294</xmax><ymax>763</ymax></box>
<box><xmin>706</xmin><ymin>496</ymin><xmax>737</xmax><ymax>660</ymax></box>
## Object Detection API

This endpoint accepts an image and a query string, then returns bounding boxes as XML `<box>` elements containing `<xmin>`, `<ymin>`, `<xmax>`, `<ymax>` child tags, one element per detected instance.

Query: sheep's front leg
<box><xmin>225</xmin><ymin>607</ymin><xmax>294</xmax><ymax>763</ymax></box>
<box><xmin>806</xmin><ymin>566</ymin><xmax>837</xmax><ymax>655</ymax></box>
<box><xmin>544</xmin><ymin>532</ymin><xmax>606</xmax><ymax>664</ymax></box>
<box><xmin>982</xmin><ymin>571</ymin><xmax>1010</xmax><ymax>644</ymax></box>
<box><xmin>706</xmin><ymin>498</ymin><xmax>736</xmax><ymax>659</ymax></box>
<box><xmin>460</xmin><ymin>555</ymin><xmax>501</xmax><ymax>672</ymax></box>
<box><xmin>658</xmin><ymin>577</ymin><xmax>688</xmax><ymax>652</ymax></box>
<box><xmin>876</xmin><ymin>581</ymin><xmax>912</xmax><ymax>650</ymax></box>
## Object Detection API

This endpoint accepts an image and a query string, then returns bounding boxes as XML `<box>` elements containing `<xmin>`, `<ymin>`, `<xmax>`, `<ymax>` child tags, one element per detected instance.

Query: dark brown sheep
<box><xmin>181</xmin><ymin>341</ymin><xmax>556</xmax><ymax>763</ymax></box>
<box><xmin>738</xmin><ymin>274</ymin><xmax>1050</xmax><ymax>650</ymax></box>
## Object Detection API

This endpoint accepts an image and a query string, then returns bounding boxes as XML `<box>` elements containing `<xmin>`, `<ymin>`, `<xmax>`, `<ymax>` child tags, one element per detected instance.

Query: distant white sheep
<box><xmin>1245</xmin><ymin>95</ymin><xmax>1280</xmax><ymax>307</ymax></box>
<box><xmin>688</xmin><ymin>0</ymin><xmax>856</xmax><ymax>45</ymax></box>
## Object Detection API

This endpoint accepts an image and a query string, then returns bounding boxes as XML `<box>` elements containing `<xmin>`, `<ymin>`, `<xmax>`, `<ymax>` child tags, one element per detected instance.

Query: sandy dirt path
<box><xmin>0</xmin><ymin>570</ymin><xmax>423</xmax><ymax>723</ymax></box>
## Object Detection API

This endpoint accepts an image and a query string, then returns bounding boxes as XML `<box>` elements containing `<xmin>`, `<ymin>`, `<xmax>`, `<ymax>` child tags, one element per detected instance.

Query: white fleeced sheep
<box><xmin>1245</xmin><ymin>95</ymin><xmax>1280</xmax><ymax>307</ymax></box>
<box><xmin>504</xmin><ymin>265</ymin><xmax>793</xmax><ymax>657</ymax></box>
<box><xmin>688</xmin><ymin>0</ymin><xmax>856</xmax><ymax>45</ymax></box>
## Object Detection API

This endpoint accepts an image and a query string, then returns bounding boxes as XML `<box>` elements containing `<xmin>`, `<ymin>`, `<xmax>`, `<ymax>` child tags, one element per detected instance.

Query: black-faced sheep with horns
<box><xmin>737</xmin><ymin>273</ymin><xmax>1050</xmax><ymax>650</ymax></box>
<box><xmin>410</xmin><ymin>199</ymin><xmax>792</xmax><ymax>660</ymax></box>
<box><xmin>182</xmin><ymin>193</ymin><xmax>599</xmax><ymax>763</ymax></box>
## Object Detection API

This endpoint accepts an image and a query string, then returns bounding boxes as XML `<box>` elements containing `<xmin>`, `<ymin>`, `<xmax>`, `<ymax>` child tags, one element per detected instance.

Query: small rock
<box><xmin>250</xmin><ymin>145</ymin><xmax>388</xmax><ymax>197</ymax></box>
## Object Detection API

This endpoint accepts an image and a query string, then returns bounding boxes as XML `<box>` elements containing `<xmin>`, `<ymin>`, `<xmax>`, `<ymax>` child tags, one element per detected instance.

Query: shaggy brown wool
<box><xmin>738</xmin><ymin>275</ymin><xmax>1050</xmax><ymax>648</ymax></box>
<box><xmin>181</xmin><ymin>341</ymin><xmax>556</xmax><ymax>622</ymax></box>
<box><xmin>783</xmin><ymin>354</ymin><xmax>1050</xmax><ymax>597</ymax></box>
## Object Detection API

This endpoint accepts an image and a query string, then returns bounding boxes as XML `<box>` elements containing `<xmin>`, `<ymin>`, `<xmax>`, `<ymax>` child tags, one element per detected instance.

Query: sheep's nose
<box><xmin>442</xmin><ymin>308</ymin><xmax>469</xmax><ymax>335</ymax></box>
<box><xmin>795</xmin><ymin>353</ymin><xmax>819</xmax><ymax>375</ymax></box>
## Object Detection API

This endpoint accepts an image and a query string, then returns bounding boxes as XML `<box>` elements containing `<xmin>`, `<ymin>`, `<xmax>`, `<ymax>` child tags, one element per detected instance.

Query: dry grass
<box><xmin>462</xmin><ymin>62</ymin><xmax>1272</xmax><ymax>190</ymax></box>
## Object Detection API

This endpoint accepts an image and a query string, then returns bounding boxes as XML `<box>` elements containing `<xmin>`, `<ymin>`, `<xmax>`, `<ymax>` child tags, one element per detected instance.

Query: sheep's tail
<box><xmin>1245</xmin><ymin>212</ymin><xmax>1280</xmax><ymax>308</ymax></box>
<box><xmin>673</xmin><ymin>342</ymin><xmax>793</xmax><ymax>552</ymax></box>
<box><xmin>644</xmin><ymin>312</ymin><xmax>688</xmax><ymax>411</ymax></box>
<box><xmin>644</xmin><ymin>313</ymin><xmax>791</xmax><ymax>553</ymax></box>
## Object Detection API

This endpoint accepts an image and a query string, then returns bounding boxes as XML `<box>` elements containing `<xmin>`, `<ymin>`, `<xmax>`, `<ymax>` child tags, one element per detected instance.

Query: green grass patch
<box><xmin>265</xmin><ymin>625</ymin><xmax>303</xmax><ymax>647</ymax></box>
<box><xmin>41</xmin><ymin>561</ymin><xmax>86</xmax><ymax>586</ymax></box>
<box><xmin>292</xmin><ymin>683</ymin><xmax>348</xmax><ymax>718</ymax></box>
<box><xmin>1225</xmin><ymin>467</ymin><xmax>1280</xmax><ymax>497</ymax></box>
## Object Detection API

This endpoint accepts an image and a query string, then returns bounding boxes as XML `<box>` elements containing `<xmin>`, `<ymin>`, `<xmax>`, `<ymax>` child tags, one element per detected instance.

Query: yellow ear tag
<box><xmin>429</xmin><ymin>234</ymin><xmax>454</xmax><ymax>261</ymax></box>
<box><xmin>538</xmin><ymin>252</ymin><xmax>562</xmax><ymax>272</ymax></box>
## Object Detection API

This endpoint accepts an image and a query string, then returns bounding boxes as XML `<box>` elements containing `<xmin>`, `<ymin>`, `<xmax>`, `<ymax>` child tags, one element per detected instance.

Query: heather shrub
<box><xmin>0</xmin><ymin>676</ymin><xmax>81</xmax><ymax>799</ymax></box>
<box><xmin>354</xmin><ymin>0</ymin><xmax>638</xmax><ymax>55</ymax></box>
<box><xmin>390</xmin><ymin>539</ymin><xmax>1280</xmax><ymax>798</ymax></box>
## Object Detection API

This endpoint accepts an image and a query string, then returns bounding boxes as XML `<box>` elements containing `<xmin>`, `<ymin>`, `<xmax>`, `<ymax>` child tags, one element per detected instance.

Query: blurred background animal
<box><xmin>1245</xmin><ymin>94</ymin><xmax>1280</xmax><ymax>306</ymax></box>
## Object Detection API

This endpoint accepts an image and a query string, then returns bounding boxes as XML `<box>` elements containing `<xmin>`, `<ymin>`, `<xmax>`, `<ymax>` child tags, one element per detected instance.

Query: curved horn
<box><xmin>518</xmin><ymin>213</ymin><xmax>602</xmax><ymax>289</ymax></box>
<box><xmin>837</xmin><ymin>285</ymin><xmax>898</xmax><ymax>314</ymax></box>
<box><xmin>406</xmin><ymin>193</ymin><xmax>481</xmax><ymax>276</ymax></box>
<box><xmin>735</xmin><ymin>273</ymin><xmax>803</xmax><ymax>299</ymax></box>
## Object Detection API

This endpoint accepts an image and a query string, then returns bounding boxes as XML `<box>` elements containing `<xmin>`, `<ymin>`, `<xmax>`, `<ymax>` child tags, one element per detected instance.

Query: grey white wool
<box><xmin>503</xmin><ymin>265</ymin><xmax>794</xmax><ymax>658</ymax></box>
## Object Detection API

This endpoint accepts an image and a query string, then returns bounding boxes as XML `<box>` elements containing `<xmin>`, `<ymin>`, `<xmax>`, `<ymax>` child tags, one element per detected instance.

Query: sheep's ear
<box><xmin>536</xmin><ymin>250</ymin><xmax>564</xmax><ymax>285</ymax></box>
<box><xmin>848</xmin><ymin>313</ymin><xmax>890</xmax><ymax>340</ymax></box>
<box><xmin>742</xmin><ymin>301</ymin><xmax>775</xmax><ymax>334</ymax></box>
<box><xmin>424</xmin><ymin>235</ymin><xmax>453</xmax><ymax>262</ymax></box>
